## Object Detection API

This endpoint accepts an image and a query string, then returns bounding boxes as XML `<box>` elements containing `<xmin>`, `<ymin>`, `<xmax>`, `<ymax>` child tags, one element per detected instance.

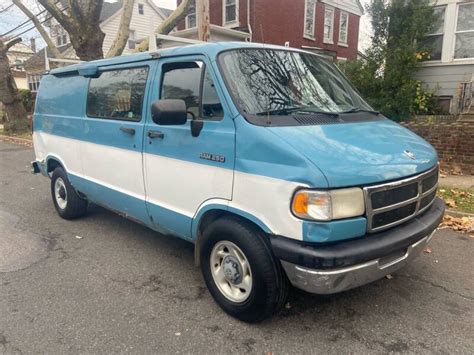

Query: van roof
<box><xmin>48</xmin><ymin>42</ymin><xmax>306</xmax><ymax>76</ymax></box>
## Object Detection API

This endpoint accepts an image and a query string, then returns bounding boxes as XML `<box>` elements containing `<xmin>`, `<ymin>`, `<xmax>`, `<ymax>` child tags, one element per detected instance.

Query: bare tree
<box><xmin>0</xmin><ymin>37</ymin><xmax>29</xmax><ymax>133</ymax></box>
<box><xmin>12</xmin><ymin>0</ymin><xmax>63</xmax><ymax>59</ymax></box>
<box><xmin>106</xmin><ymin>0</ymin><xmax>134</xmax><ymax>58</ymax></box>
<box><xmin>36</xmin><ymin>0</ymin><xmax>106</xmax><ymax>60</ymax></box>
<box><xmin>135</xmin><ymin>0</ymin><xmax>193</xmax><ymax>52</ymax></box>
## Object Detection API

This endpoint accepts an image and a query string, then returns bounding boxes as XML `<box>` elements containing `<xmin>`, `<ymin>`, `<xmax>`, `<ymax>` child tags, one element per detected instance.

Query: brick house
<box><xmin>175</xmin><ymin>0</ymin><xmax>364</xmax><ymax>60</ymax></box>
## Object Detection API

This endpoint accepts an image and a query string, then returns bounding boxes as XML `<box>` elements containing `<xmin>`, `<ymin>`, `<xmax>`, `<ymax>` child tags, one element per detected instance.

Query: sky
<box><xmin>1</xmin><ymin>0</ymin><xmax>373</xmax><ymax>53</ymax></box>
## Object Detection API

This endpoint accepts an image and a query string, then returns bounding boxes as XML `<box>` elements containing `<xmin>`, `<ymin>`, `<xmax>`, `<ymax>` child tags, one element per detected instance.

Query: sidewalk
<box><xmin>439</xmin><ymin>174</ymin><xmax>474</xmax><ymax>189</ymax></box>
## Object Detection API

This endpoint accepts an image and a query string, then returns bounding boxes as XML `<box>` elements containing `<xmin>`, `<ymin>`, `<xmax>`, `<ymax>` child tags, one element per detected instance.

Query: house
<box><xmin>173</xmin><ymin>0</ymin><xmax>364</xmax><ymax>60</ymax></box>
<box><xmin>4</xmin><ymin>38</ymin><xmax>35</xmax><ymax>90</ymax></box>
<box><xmin>23</xmin><ymin>0</ymin><xmax>172</xmax><ymax>92</ymax></box>
<box><xmin>417</xmin><ymin>0</ymin><xmax>473</xmax><ymax>114</ymax></box>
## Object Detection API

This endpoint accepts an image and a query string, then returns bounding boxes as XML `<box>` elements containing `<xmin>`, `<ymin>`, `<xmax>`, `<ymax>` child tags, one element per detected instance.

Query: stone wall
<box><xmin>401</xmin><ymin>120</ymin><xmax>474</xmax><ymax>175</ymax></box>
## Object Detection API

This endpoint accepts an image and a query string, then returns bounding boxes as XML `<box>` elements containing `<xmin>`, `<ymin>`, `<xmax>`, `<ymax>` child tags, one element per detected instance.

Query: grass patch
<box><xmin>0</xmin><ymin>128</ymin><xmax>32</xmax><ymax>140</ymax></box>
<box><xmin>438</xmin><ymin>187</ymin><xmax>474</xmax><ymax>214</ymax></box>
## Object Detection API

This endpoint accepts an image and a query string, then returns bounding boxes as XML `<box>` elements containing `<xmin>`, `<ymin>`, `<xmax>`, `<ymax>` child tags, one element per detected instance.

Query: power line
<box><xmin>1</xmin><ymin>0</ymin><xmax>62</xmax><ymax>37</ymax></box>
<box><xmin>6</xmin><ymin>4</ymin><xmax>69</xmax><ymax>42</ymax></box>
<box><xmin>1</xmin><ymin>8</ymin><xmax>48</xmax><ymax>37</ymax></box>
<box><xmin>0</xmin><ymin>3</ymin><xmax>14</xmax><ymax>14</ymax></box>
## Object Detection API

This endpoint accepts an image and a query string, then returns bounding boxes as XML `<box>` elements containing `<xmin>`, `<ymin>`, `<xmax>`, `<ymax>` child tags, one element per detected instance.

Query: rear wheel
<box><xmin>200</xmin><ymin>217</ymin><xmax>289</xmax><ymax>322</ymax></box>
<box><xmin>51</xmin><ymin>167</ymin><xmax>87</xmax><ymax>219</ymax></box>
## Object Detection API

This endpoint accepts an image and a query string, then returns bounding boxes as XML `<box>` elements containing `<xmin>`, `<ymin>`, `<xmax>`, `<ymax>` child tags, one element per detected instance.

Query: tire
<box><xmin>51</xmin><ymin>167</ymin><xmax>87</xmax><ymax>220</ymax></box>
<box><xmin>200</xmin><ymin>216</ymin><xmax>289</xmax><ymax>322</ymax></box>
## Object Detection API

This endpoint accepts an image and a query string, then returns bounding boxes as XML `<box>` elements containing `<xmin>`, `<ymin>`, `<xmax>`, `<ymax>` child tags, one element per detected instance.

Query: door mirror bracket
<box><xmin>191</xmin><ymin>120</ymin><xmax>204</xmax><ymax>137</ymax></box>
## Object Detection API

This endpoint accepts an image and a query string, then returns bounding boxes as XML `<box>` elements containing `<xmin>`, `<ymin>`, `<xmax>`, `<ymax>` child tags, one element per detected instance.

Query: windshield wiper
<box><xmin>340</xmin><ymin>107</ymin><xmax>380</xmax><ymax>115</ymax></box>
<box><xmin>255</xmin><ymin>105</ymin><xmax>338</xmax><ymax>116</ymax></box>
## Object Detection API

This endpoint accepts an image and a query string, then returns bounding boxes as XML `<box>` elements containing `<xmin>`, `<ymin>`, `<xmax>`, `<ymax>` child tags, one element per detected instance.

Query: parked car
<box><xmin>32</xmin><ymin>42</ymin><xmax>445</xmax><ymax>322</ymax></box>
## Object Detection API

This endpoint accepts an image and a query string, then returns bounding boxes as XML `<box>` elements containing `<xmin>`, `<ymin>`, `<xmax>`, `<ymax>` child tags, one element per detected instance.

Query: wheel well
<box><xmin>194</xmin><ymin>209</ymin><xmax>268</xmax><ymax>266</ymax></box>
<box><xmin>47</xmin><ymin>158</ymin><xmax>63</xmax><ymax>173</ymax></box>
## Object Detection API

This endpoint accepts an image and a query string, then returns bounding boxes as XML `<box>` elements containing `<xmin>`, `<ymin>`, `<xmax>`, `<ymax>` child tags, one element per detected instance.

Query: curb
<box><xmin>0</xmin><ymin>135</ymin><xmax>33</xmax><ymax>147</ymax></box>
<box><xmin>444</xmin><ymin>209</ymin><xmax>474</xmax><ymax>218</ymax></box>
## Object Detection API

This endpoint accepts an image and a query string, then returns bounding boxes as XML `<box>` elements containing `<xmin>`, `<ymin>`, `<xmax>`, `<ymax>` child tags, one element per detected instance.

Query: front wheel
<box><xmin>200</xmin><ymin>217</ymin><xmax>289</xmax><ymax>322</ymax></box>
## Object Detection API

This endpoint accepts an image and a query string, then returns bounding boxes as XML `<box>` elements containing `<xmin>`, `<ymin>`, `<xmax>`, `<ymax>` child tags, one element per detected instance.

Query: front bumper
<box><xmin>274</xmin><ymin>197</ymin><xmax>445</xmax><ymax>294</ymax></box>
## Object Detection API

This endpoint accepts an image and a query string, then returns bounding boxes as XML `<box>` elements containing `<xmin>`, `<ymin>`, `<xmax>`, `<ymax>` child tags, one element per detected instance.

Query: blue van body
<box><xmin>32</xmin><ymin>42</ymin><xmax>445</xmax><ymax>299</ymax></box>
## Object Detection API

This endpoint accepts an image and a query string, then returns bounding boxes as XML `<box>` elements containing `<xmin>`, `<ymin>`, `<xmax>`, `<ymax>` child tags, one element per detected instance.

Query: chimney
<box><xmin>30</xmin><ymin>38</ymin><xmax>36</xmax><ymax>53</ymax></box>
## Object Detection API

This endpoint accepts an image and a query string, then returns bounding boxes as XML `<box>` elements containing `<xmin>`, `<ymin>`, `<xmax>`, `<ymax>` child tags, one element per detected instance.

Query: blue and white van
<box><xmin>32</xmin><ymin>42</ymin><xmax>445</xmax><ymax>322</ymax></box>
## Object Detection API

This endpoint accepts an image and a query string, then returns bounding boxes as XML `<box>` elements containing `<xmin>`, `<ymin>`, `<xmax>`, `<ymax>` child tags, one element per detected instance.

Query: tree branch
<box><xmin>5</xmin><ymin>37</ymin><xmax>22</xmax><ymax>51</ymax></box>
<box><xmin>106</xmin><ymin>0</ymin><xmax>134</xmax><ymax>58</ymax></box>
<box><xmin>37</xmin><ymin>0</ymin><xmax>72</xmax><ymax>32</ymax></box>
<box><xmin>135</xmin><ymin>0</ymin><xmax>193</xmax><ymax>52</ymax></box>
<box><xmin>13</xmin><ymin>0</ymin><xmax>63</xmax><ymax>59</ymax></box>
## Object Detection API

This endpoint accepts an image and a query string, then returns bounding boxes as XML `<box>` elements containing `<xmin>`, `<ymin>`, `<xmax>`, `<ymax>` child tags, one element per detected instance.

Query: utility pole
<box><xmin>197</xmin><ymin>0</ymin><xmax>210</xmax><ymax>42</ymax></box>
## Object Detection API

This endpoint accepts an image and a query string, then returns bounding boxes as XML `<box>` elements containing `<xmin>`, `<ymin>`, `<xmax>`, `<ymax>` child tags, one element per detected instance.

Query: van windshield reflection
<box><xmin>218</xmin><ymin>49</ymin><xmax>374</xmax><ymax>117</ymax></box>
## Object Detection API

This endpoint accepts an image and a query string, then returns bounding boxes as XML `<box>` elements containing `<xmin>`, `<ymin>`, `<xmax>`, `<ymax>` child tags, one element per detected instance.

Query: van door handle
<box><xmin>120</xmin><ymin>127</ymin><xmax>135</xmax><ymax>135</ymax></box>
<box><xmin>148</xmin><ymin>130</ymin><xmax>164</xmax><ymax>139</ymax></box>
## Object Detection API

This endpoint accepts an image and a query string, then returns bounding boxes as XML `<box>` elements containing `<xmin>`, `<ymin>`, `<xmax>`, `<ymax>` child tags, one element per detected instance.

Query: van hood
<box><xmin>268</xmin><ymin>119</ymin><xmax>437</xmax><ymax>188</ymax></box>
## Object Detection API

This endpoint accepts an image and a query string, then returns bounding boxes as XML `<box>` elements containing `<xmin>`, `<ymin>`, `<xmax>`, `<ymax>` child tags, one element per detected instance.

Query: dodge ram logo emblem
<box><xmin>403</xmin><ymin>150</ymin><xmax>416</xmax><ymax>160</ymax></box>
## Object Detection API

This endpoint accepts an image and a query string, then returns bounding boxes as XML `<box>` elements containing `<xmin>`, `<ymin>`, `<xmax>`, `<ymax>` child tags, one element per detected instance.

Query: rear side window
<box><xmin>86</xmin><ymin>67</ymin><xmax>149</xmax><ymax>121</ymax></box>
<box><xmin>161</xmin><ymin>61</ymin><xmax>223</xmax><ymax>120</ymax></box>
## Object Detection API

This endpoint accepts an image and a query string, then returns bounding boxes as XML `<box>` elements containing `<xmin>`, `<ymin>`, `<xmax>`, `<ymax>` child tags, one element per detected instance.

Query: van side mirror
<box><xmin>151</xmin><ymin>99</ymin><xmax>187</xmax><ymax>125</ymax></box>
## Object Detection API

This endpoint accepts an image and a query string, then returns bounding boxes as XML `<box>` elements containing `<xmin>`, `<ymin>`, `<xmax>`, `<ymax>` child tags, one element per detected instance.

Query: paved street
<box><xmin>0</xmin><ymin>140</ymin><xmax>473</xmax><ymax>354</ymax></box>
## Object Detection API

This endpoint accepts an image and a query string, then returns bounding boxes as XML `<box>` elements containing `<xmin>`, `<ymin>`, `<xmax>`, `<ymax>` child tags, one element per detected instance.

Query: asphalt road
<box><xmin>0</xmin><ymin>140</ymin><xmax>473</xmax><ymax>354</ymax></box>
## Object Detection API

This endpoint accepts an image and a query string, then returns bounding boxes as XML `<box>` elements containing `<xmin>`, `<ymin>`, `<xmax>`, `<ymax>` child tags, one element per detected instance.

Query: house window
<box><xmin>186</xmin><ymin>1</ymin><xmax>197</xmax><ymax>29</ymax></box>
<box><xmin>224</xmin><ymin>0</ymin><xmax>238</xmax><ymax>25</ymax></box>
<box><xmin>454</xmin><ymin>3</ymin><xmax>474</xmax><ymax>59</ymax></box>
<box><xmin>27</xmin><ymin>74</ymin><xmax>41</xmax><ymax>92</ymax></box>
<box><xmin>338</xmin><ymin>11</ymin><xmax>349</xmax><ymax>44</ymax></box>
<box><xmin>138</xmin><ymin>3</ymin><xmax>144</xmax><ymax>15</ymax></box>
<box><xmin>323</xmin><ymin>6</ymin><xmax>334</xmax><ymax>43</ymax></box>
<box><xmin>86</xmin><ymin>67</ymin><xmax>149</xmax><ymax>121</ymax></box>
<box><xmin>303</xmin><ymin>0</ymin><xmax>316</xmax><ymax>39</ymax></box>
<box><xmin>422</xmin><ymin>6</ymin><xmax>445</xmax><ymax>61</ymax></box>
<box><xmin>128</xmin><ymin>30</ymin><xmax>136</xmax><ymax>49</ymax></box>
<box><xmin>55</xmin><ymin>25</ymin><xmax>68</xmax><ymax>46</ymax></box>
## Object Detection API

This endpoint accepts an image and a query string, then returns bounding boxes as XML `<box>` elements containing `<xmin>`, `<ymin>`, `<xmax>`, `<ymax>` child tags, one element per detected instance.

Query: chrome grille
<box><xmin>364</xmin><ymin>165</ymin><xmax>439</xmax><ymax>232</ymax></box>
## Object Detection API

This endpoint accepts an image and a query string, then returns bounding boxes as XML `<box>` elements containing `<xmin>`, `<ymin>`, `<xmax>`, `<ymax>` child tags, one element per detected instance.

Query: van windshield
<box><xmin>218</xmin><ymin>49</ymin><xmax>374</xmax><ymax>118</ymax></box>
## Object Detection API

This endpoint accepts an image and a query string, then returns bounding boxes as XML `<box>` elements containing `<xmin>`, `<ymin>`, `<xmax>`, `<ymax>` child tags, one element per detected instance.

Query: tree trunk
<box><xmin>37</xmin><ymin>0</ymin><xmax>106</xmax><ymax>61</ymax></box>
<box><xmin>0</xmin><ymin>39</ymin><xmax>29</xmax><ymax>134</ymax></box>
<box><xmin>69</xmin><ymin>29</ymin><xmax>106</xmax><ymax>61</ymax></box>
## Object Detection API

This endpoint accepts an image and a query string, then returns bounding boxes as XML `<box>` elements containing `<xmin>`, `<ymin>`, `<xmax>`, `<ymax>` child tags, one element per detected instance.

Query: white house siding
<box><xmin>416</xmin><ymin>64</ymin><xmax>473</xmax><ymax>96</ymax></box>
<box><xmin>416</xmin><ymin>0</ymin><xmax>474</xmax><ymax>113</ymax></box>
<box><xmin>100</xmin><ymin>1</ymin><xmax>166</xmax><ymax>55</ymax></box>
<box><xmin>14</xmin><ymin>76</ymin><xmax>28</xmax><ymax>90</ymax></box>
<box><xmin>321</xmin><ymin>0</ymin><xmax>363</xmax><ymax>16</ymax></box>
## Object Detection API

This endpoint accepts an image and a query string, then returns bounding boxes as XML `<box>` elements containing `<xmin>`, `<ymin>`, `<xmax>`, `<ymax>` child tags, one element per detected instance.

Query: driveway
<box><xmin>0</xmin><ymin>140</ymin><xmax>473</xmax><ymax>353</ymax></box>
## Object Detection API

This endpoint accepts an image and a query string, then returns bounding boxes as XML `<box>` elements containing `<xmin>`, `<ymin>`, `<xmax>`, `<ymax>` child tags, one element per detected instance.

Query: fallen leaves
<box><xmin>438</xmin><ymin>186</ymin><xmax>474</xmax><ymax>214</ymax></box>
<box><xmin>445</xmin><ymin>198</ymin><xmax>457</xmax><ymax>208</ymax></box>
<box><xmin>440</xmin><ymin>215</ymin><xmax>474</xmax><ymax>234</ymax></box>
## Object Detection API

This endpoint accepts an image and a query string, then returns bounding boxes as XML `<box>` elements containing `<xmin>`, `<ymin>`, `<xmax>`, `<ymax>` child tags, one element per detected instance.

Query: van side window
<box><xmin>161</xmin><ymin>61</ymin><xmax>223</xmax><ymax>120</ymax></box>
<box><xmin>86</xmin><ymin>67</ymin><xmax>149</xmax><ymax>121</ymax></box>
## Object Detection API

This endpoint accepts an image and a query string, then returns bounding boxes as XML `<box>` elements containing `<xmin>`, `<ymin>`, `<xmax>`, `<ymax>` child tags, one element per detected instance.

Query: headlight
<box><xmin>291</xmin><ymin>188</ymin><xmax>365</xmax><ymax>221</ymax></box>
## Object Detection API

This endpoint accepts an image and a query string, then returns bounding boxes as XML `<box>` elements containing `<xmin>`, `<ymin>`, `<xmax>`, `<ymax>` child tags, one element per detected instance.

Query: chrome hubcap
<box><xmin>210</xmin><ymin>241</ymin><xmax>252</xmax><ymax>303</ymax></box>
<box><xmin>54</xmin><ymin>178</ymin><xmax>67</xmax><ymax>210</ymax></box>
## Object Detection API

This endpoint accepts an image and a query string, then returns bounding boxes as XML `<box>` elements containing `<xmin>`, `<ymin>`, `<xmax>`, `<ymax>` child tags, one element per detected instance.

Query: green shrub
<box><xmin>18</xmin><ymin>89</ymin><xmax>33</xmax><ymax>113</ymax></box>
<box><xmin>338</xmin><ymin>0</ymin><xmax>439</xmax><ymax>121</ymax></box>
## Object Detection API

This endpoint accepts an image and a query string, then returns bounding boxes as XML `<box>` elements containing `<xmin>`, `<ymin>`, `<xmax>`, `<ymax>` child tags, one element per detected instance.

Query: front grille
<box><xmin>364</xmin><ymin>166</ymin><xmax>439</xmax><ymax>232</ymax></box>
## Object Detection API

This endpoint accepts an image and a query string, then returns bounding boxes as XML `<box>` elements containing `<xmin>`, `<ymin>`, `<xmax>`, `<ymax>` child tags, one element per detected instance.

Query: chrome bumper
<box><xmin>281</xmin><ymin>230</ymin><xmax>436</xmax><ymax>294</ymax></box>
